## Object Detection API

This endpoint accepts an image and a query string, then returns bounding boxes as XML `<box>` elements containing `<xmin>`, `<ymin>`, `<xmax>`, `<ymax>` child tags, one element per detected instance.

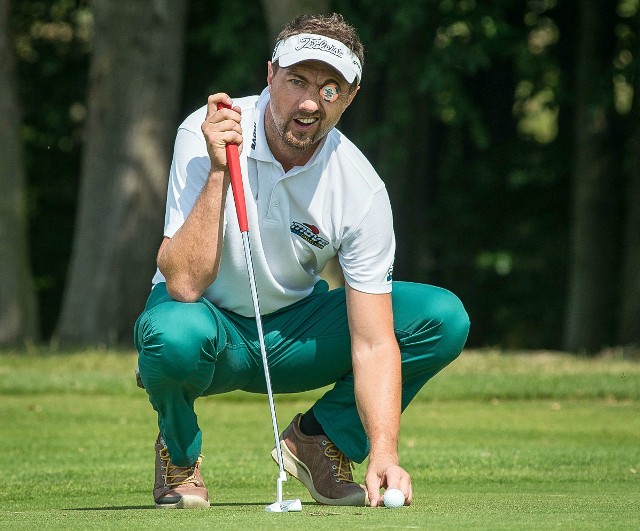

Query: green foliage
<box><xmin>328</xmin><ymin>0</ymin><xmax>637</xmax><ymax>349</ymax></box>
<box><xmin>181</xmin><ymin>0</ymin><xmax>269</xmax><ymax>115</ymax></box>
<box><xmin>10</xmin><ymin>0</ymin><xmax>638</xmax><ymax>350</ymax></box>
<box><xmin>329</xmin><ymin>0</ymin><xmax>574</xmax><ymax>348</ymax></box>
<box><xmin>11</xmin><ymin>0</ymin><xmax>91</xmax><ymax>337</ymax></box>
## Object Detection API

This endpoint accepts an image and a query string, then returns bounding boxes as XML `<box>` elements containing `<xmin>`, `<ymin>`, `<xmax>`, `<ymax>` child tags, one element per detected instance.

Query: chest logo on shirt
<box><xmin>291</xmin><ymin>221</ymin><xmax>329</xmax><ymax>250</ymax></box>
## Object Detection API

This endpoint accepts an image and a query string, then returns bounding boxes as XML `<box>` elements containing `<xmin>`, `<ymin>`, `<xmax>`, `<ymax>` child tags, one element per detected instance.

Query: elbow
<box><xmin>157</xmin><ymin>254</ymin><xmax>218</xmax><ymax>303</ymax></box>
<box><xmin>165</xmin><ymin>279</ymin><xmax>204</xmax><ymax>303</ymax></box>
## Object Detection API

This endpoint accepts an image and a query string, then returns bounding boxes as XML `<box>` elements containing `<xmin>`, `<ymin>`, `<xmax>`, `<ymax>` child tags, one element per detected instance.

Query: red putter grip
<box><xmin>218</xmin><ymin>102</ymin><xmax>249</xmax><ymax>232</ymax></box>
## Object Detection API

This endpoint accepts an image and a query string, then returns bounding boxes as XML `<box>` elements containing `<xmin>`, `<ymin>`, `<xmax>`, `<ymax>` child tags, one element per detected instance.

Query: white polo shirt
<box><xmin>152</xmin><ymin>88</ymin><xmax>395</xmax><ymax>317</ymax></box>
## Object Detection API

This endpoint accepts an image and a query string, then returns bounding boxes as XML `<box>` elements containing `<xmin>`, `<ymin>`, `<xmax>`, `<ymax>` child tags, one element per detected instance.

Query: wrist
<box><xmin>368</xmin><ymin>446</ymin><xmax>399</xmax><ymax>466</ymax></box>
<box><xmin>207</xmin><ymin>165</ymin><xmax>227</xmax><ymax>178</ymax></box>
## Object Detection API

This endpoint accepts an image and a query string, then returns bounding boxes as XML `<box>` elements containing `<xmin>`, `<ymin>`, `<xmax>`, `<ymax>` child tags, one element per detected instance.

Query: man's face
<box><xmin>266</xmin><ymin>60</ymin><xmax>358</xmax><ymax>156</ymax></box>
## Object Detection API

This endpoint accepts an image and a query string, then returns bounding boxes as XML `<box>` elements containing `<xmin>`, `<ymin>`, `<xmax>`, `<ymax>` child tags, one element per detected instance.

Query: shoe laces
<box><xmin>323</xmin><ymin>440</ymin><xmax>355</xmax><ymax>483</ymax></box>
<box><xmin>159</xmin><ymin>446</ymin><xmax>202</xmax><ymax>488</ymax></box>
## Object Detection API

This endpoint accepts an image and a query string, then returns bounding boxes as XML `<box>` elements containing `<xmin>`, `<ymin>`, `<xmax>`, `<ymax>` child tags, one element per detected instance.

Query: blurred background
<box><xmin>0</xmin><ymin>0</ymin><xmax>638</xmax><ymax>355</ymax></box>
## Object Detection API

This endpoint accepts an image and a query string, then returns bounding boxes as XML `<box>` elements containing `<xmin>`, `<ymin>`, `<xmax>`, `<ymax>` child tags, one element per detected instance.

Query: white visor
<box><xmin>272</xmin><ymin>33</ymin><xmax>362</xmax><ymax>84</ymax></box>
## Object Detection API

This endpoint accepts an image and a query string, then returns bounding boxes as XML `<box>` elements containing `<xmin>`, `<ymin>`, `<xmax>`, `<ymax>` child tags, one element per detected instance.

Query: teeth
<box><xmin>297</xmin><ymin>118</ymin><xmax>316</xmax><ymax>124</ymax></box>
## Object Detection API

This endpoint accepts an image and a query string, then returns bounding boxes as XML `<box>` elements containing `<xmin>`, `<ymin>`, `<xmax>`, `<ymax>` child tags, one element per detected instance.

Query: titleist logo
<box><xmin>295</xmin><ymin>36</ymin><xmax>344</xmax><ymax>58</ymax></box>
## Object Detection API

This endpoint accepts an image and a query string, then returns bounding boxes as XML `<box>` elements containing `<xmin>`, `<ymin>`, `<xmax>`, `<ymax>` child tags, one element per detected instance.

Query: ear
<box><xmin>345</xmin><ymin>84</ymin><xmax>360</xmax><ymax>109</ymax></box>
<box><xmin>267</xmin><ymin>61</ymin><xmax>274</xmax><ymax>86</ymax></box>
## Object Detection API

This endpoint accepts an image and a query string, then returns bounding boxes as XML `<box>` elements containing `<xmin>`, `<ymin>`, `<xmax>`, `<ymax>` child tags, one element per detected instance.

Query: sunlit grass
<box><xmin>0</xmin><ymin>349</ymin><xmax>638</xmax><ymax>529</ymax></box>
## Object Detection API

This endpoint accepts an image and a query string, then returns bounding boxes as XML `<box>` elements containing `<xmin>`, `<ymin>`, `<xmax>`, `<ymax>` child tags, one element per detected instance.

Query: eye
<box><xmin>289</xmin><ymin>78</ymin><xmax>304</xmax><ymax>87</ymax></box>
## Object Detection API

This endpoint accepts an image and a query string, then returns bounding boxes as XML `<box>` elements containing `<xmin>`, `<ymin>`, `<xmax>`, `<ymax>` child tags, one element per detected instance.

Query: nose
<box><xmin>299</xmin><ymin>99</ymin><xmax>319</xmax><ymax>113</ymax></box>
<box><xmin>299</xmin><ymin>87</ymin><xmax>320</xmax><ymax>113</ymax></box>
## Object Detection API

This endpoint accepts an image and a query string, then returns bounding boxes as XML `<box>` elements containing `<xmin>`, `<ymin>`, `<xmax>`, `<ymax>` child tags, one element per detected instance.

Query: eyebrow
<box><xmin>286</xmin><ymin>67</ymin><xmax>345</xmax><ymax>89</ymax></box>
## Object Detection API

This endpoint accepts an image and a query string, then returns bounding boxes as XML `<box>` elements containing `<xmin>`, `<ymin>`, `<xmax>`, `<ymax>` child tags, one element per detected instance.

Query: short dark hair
<box><xmin>275</xmin><ymin>13</ymin><xmax>365</xmax><ymax>71</ymax></box>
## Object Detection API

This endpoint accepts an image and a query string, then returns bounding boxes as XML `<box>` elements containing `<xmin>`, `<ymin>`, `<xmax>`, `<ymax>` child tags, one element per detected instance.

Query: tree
<box><xmin>562</xmin><ymin>0</ymin><xmax>620</xmax><ymax>353</ymax></box>
<box><xmin>13</xmin><ymin>0</ymin><xmax>636</xmax><ymax>351</ymax></box>
<box><xmin>619</xmin><ymin>113</ymin><xmax>640</xmax><ymax>348</ymax></box>
<box><xmin>0</xmin><ymin>0</ymin><xmax>39</xmax><ymax>344</ymax></box>
<box><xmin>618</xmin><ymin>5</ymin><xmax>640</xmax><ymax>348</ymax></box>
<box><xmin>259</xmin><ymin>0</ymin><xmax>329</xmax><ymax>41</ymax></box>
<box><xmin>55</xmin><ymin>0</ymin><xmax>188</xmax><ymax>345</ymax></box>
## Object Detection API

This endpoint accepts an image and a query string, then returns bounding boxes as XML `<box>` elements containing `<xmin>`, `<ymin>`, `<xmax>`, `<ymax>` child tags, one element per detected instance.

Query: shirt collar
<box><xmin>248</xmin><ymin>88</ymin><xmax>273</xmax><ymax>162</ymax></box>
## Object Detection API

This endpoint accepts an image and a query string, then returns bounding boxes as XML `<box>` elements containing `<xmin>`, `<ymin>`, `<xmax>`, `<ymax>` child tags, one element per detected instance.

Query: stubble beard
<box><xmin>275</xmin><ymin>115</ymin><xmax>318</xmax><ymax>154</ymax></box>
<box><xmin>282</xmin><ymin>129</ymin><xmax>314</xmax><ymax>151</ymax></box>
<box><xmin>266</xmin><ymin>104</ymin><xmax>325</xmax><ymax>155</ymax></box>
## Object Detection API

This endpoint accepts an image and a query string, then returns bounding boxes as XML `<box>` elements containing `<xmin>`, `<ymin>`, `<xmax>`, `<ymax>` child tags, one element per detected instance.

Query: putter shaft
<box><xmin>220</xmin><ymin>102</ymin><xmax>299</xmax><ymax>511</ymax></box>
<box><xmin>240</xmin><ymin>231</ymin><xmax>286</xmax><ymax>501</ymax></box>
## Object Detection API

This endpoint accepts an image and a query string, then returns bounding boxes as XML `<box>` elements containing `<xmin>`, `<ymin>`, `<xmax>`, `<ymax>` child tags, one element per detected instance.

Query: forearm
<box><xmin>352</xmin><ymin>333</ymin><xmax>411</xmax><ymax>507</ymax></box>
<box><xmin>352</xmin><ymin>340</ymin><xmax>402</xmax><ymax>463</ymax></box>
<box><xmin>158</xmin><ymin>169</ymin><xmax>229</xmax><ymax>301</ymax></box>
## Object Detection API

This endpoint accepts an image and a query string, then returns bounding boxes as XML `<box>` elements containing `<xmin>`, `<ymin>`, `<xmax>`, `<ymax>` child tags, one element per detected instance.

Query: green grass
<box><xmin>1</xmin><ymin>349</ymin><xmax>639</xmax><ymax>529</ymax></box>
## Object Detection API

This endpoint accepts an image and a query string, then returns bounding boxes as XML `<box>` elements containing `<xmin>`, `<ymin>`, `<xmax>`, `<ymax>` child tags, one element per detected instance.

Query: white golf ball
<box><xmin>383</xmin><ymin>488</ymin><xmax>405</xmax><ymax>508</ymax></box>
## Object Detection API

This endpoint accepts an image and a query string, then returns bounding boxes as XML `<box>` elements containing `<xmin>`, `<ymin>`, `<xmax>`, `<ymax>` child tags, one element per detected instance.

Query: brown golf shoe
<box><xmin>272</xmin><ymin>414</ymin><xmax>369</xmax><ymax>506</ymax></box>
<box><xmin>154</xmin><ymin>435</ymin><xmax>209</xmax><ymax>509</ymax></box>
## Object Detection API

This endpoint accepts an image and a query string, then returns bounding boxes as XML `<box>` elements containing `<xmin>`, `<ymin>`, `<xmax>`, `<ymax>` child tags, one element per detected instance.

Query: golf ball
<box><xmin>383</xmin><ymin>488</ymin><xmax>405</xmax><ymax>508</ymax></box>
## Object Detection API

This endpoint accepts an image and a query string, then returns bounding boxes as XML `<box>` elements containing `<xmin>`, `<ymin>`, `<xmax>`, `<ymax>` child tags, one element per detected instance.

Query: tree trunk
<box><xmin>563</xmin><ymin>1</ymin><xmax>618</xmax><ymax>353</ymax></box>
<box><xmin>56</xmin><ymin>0</ymin><xmax>187</xmax><ymax>346</ymax></box>
<box><xmin>618</xmin><ymin>124</ymin><xmax>640</xmax><ymax>347</ymax></box>
<box><xmin>618</xmin><ymin>12</ymin><xmax>640</xmax><ymax>348</ymax></box>
<box><xmin>0</xmin><ymin>0</ymin><xmax>39</xmax><ymax>344</ymax></box>
<box><xmin>259</xmin><ymin>0</ymin><xmax>330</xmax><ymax>42</ymax></box>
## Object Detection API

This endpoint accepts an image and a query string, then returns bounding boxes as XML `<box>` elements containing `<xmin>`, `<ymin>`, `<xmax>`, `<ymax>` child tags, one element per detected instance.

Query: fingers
<box><xmin>202</xmin><ymin>93</ymin><xmax>243</xmax><ymax>142</ymax></box>
<box><xmin>396</xmin><ymin>471</ymin><xmax>413</xmax><ymax>506</ymax></box>
<box><xmin>365</xmin><ymin>471</ymin><xmax>383</xmax><ymax>507</ymax></box>
<box><xmin>366</xmin><ymin>463</ymin><xmax>413</xmax><ymax>507</ymax></box>
<box><xmin>201</xmin><ymin>93</ymin><xmax>243</xmax><ymax>171</ymax></box>
<box><xmin>205</xmin><ymin>93</ymin><xmax>233</xmax><ymax>121</ymax></box>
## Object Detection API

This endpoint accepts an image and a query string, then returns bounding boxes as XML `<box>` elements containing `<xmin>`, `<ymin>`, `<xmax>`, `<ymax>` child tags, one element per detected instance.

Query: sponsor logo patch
<box><xmin>291</xmin><ymin>221</ymin><xmax>329</xmax><ymax>250</ymax></box>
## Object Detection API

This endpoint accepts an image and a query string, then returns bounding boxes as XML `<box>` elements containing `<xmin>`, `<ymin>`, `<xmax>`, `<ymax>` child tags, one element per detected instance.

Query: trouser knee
<box><xmin>432</xmin><ymin>288</ymin><xmax>470</xmax><ymax>366</ymax></box>
<box><xmin>135</xmin><ymin>300</ymin><xmax>220</xmax><ymax>389</ymax></box>
<box><xmin>393</xmin><ymin>282</ymin><xmax>470</xmax><ymax>368</ymax></box>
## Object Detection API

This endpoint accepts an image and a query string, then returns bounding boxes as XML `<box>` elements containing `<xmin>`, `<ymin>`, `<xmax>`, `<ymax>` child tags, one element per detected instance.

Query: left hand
<box><xmin>365</xmin><ymin>458</ymin><xmax>413</xmax><ymax>507</ymax></box>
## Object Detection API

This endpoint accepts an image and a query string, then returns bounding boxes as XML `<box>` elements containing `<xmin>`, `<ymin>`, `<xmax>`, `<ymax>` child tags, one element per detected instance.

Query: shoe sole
<box><xmin>155</xmin><ymin>495</ymin><xmax>210</xmax><ymax>509</ymax></box>
<box><xmin>271</xmin><ymin>443</ymin><xmax>368</xmax><ymax>506</ymax></box>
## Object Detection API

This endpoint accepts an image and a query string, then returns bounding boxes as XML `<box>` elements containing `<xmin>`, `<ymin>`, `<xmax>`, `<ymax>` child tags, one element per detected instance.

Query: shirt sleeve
<box><xmin>163</xmin><ymin>127</ymin><xmax>211</xmax><ymax>238</ymax></box>
<box><xmin>338</xmin><ymin>186</ymin><xmax>396</xmax><ymax>293</ymax></box>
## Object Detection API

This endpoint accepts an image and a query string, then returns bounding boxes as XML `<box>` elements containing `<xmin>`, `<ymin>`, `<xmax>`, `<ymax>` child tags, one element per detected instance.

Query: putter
<box><xmin>220</xmin><ymin>102</ymin><xmax>302</xmax><ymax>513</ymax></box>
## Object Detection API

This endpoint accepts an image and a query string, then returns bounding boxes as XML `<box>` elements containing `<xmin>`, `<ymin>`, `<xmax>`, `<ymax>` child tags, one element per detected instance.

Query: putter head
<box><xmin>265</xmin><ymin>499</ymin><xmax>302</xmax><ymax>512</ymax></box>
<box><xmin>265</xmin><ymin>471</ymin><xmax>301</xmax><ymax>512</ymax></box>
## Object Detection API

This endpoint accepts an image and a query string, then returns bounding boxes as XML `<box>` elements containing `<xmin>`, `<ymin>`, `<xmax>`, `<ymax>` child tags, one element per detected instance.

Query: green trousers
<box><xmin>134</xmin><ymin>280</ymin><xmax>469</xmax><ymax>467</ymax></box>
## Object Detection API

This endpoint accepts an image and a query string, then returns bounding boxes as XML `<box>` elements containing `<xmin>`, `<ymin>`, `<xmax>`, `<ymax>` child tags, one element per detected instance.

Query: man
<box><xmin>134</xmin><ymin>13</ymin><xmax>469</xmax><ymax>509</ymax></box>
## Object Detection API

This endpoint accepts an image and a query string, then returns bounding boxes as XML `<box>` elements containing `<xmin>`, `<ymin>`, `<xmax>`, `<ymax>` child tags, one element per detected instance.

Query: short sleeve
<box><xmin>163</xmin><ymin>126</ymin><xmax>211</xmax><ymax>238</ymax></box>
<box><xmin>338</xmin><ymin>187</ymin><xmax>395</xmax><ymax>293</ymax></box>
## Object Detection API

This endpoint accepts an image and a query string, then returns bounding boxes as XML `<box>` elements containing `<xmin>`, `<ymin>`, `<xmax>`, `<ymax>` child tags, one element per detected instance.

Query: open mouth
<box><xmin>294</xmin><ymin>117</ymin><xmax>319</xmax><ymax>127</ymax></box>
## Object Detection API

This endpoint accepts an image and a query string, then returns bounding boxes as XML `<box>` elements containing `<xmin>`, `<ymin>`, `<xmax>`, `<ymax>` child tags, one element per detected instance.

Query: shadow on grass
<box><xmin>68</xmin><ymin>502</ymin><xmax>277</xmax><ymax>510</ymax></box>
